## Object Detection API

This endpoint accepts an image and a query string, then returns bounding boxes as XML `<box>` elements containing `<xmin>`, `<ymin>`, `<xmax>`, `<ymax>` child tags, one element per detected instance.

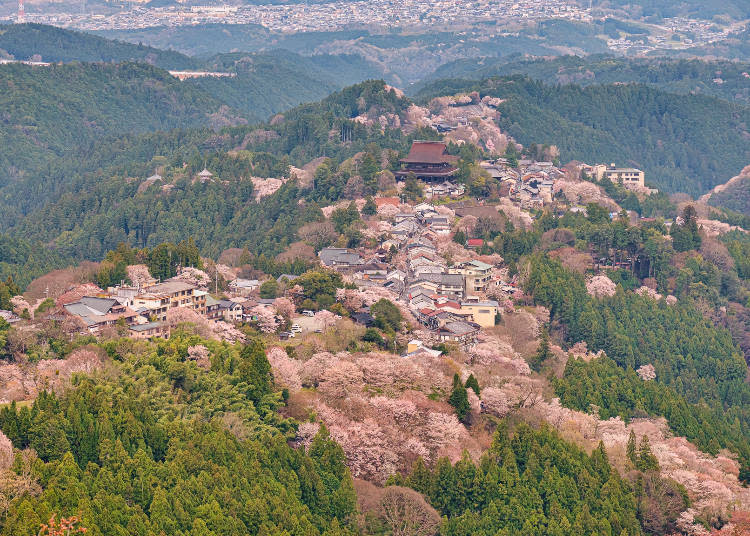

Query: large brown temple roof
<box><xmin>400</xmin><ymin>141</ymin><xmax>458</xmax><ymax>164</ymax></box>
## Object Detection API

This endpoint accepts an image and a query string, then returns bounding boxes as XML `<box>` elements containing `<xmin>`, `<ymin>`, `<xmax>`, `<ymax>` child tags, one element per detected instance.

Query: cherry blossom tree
<box><xmin>480</xmin><ymin>387</ymin><xmax>511</xmax><ymax>417</ymax></box>
<box><xmin>458</xmin><ymin>215</ymin><xmax>478</xmax><ymax>236</ymax></box>
<box><xmin>211</xmin><ymin>320</ymin><xmax>246</xmax><ymax>343</ymax></box>
<box><xmin>586</xmin><ymin>275</ymin><xmax>616</xmax><ymax>298</ymax></box>
<box><xmin>315</xmin><ymin>310</ymin><xmax>338</xmax><ymax>331</ymax></box>
<box><xmin>187</xmin><ymin>345</ymin><xmax>211</xmax><ymax>369</ymax></box>
<box><xmin>637</xmin><ymin>364</ymin><xmax>656</xmax><ymax>381</ymax></box>
<box><xmin>273</xmin><ymin>297</ymin><xmax>296</xmax><ymax>319</ymax></box>
<box><xmin>126</xmin><ymin>264</ymin><xmax>152</xmax><ymax>286</ymax></box>
<box><xmin>252</xmin><ymin>306</ymin><xmax>280</xmax><ymax>334</ymax></box>
<box><xmin>267</xmin><ymin>346</ymin><xmax>302</xmax><ymax>390</ymax></box>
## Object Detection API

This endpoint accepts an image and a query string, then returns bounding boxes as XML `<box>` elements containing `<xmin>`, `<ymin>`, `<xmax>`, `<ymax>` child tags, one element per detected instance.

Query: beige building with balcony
<box><xmin>589</xmin><ymin>163</ymin><xmax>645</xmax><ymax>188</ymax></box>
<box><xmin>449</xmin><ymin>260</ymin><xmax>493</xmax><ymax>295</ymax></box>
<box><xmin>142</xmin><ymin>281</ymin><xmax>206</xmax><ymax>316</ymax></box>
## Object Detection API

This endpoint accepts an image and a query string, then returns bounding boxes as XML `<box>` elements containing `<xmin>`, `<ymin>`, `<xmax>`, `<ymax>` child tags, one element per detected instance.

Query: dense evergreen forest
<box><xmin>0</xmin><ymin>333</ymin><xmax>359</xmax><ymax>535</ymax></box>
<box><xmin>0</xmin><ymin>62</ymin><xmax>231</xmax><ymax>189</ymax></box>
<box><xmin>419</xmin><ymin>55</ymin><xmax>750</xmax><ymax>106</ymax></box>
<box><xmin>187</xmin><ymin>51</ymin><xmax>383</xmax><ymax>123</ymax></box>
<box><xmin>417</xmin><ymin>75</ymin><xmax>750</xmax><ymax>195</ymax></box>
<box><xmin>0</xmin><ymin>23</ymin><xmax>197</xmax><ymax>68</ymax></box>
<box><xmin>0</xmin><ymin>80</ymin><xmax>413</xmax><ymax>274</ymax></box>
<box><xmin>525</xmin><ymin>254</ymin><xmax>750</xmax><ymax>475</ymax></box>
<box><xmin>392</xmin><ymin>424</ymin><xmax>649</xmax><ymax>535</ymax></box>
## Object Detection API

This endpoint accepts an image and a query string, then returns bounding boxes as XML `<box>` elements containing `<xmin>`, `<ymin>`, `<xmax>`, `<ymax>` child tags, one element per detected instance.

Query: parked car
<box><xmin>279</xmin><ymin>331</ymin><xmax>295</xmax><ymax>339</ymax></box>
<box><xmin>302</xmin><ymin>310</ymin><xmax>315</xmax><ymax>317</ymax></box>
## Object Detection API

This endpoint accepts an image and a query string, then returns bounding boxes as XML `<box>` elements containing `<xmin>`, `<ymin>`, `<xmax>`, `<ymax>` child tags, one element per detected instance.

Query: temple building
<box><xmin>395</xmin><ymin>140</ymin><xmax>458</xmax><ymax>181</ymax></box>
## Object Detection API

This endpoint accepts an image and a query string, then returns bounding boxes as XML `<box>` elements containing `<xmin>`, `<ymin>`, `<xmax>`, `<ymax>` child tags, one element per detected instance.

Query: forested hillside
<box><xmin>0</xmin><ymin>23</ymin><xmax>197</xmax><ymax>68</ymax></box>
<box><xmin>0</xmin><ymin>62</ymin><xmax>233</xmax><ymax>189</ymax></box>
<box><xmin>0</xmin><ymin>81</ymin><xmax>414</xmax><ymax>263</ymax></box>
<box><xmin>4</xmin><ymin>22</ymin><xmax>750</xmax><ymax>534</ymax></box>
<box><xmin>707</xmin><ymin>177</ymin><xmax>750</xmax><ymax>216</ymax></box>
<box><xmin>96</xmin><ymin>21</ymin><xmax>609</xmax><ymax>84</ymax></box>
<box><xmin>417</xmin><ymin>75</ymin><xmax>750</xmax><ymax>195</ymax></box>
<box><xmin>419</xmin><ymin>55</ymin><xmax>750</xmax><ymax>106</ymax></box>
<box><xmin>393</xmin><ymin>424</ymin><xmax>646</xmax><ymax>535</ymax></box>
<box><xmin>0</xmin><ymin>334</ymin><xmax>359</xmax><ymax>535</ymax></box>
<box><xmin>187</xmin><ymin>51</ymin><xmax>384</xmax><ymax>122</ymax></box>
<box><xmin>0</xmin><ymin>48</ymin><xmax>384</xmax><ymax>200</ymax></box>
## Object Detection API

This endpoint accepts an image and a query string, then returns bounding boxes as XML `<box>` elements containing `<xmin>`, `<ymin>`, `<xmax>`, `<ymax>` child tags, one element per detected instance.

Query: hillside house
<box><xmin>587</xmin><ymin>163</ymin><xmax>645</xmax><ymax>188</ymax></box>
<box><xmin>129</xmin><ymin>321</ymin><xmax>170</xmax><ymax>340</ymax></box>
<box><xmin>144</xmin><ymin>280</ymin><xmax>206</xmax><ymax>315</ymax></box>
<box><xmin>63</xmin><ymin>296</ymin><xmax>139</xmax><ymax>333</ymax></box>
<box><xmin>318</xmin><ymin>247</ymin><xmax>364</xmax><ymax>269</ymax></box>
<box><xmin>228</xmin><ymin>278</ymin><xmax>259</xmax><ymax>296</ymax></box>
<box><xmin>410</xmin><ymin>273</ymin><xmax>465</xmax><ymax>299</ymax></box>
<box><xmin>438</xmin><ymin>320</ymin><xmax>480</xmax><ymax>345</ymax></box>
<box><xmin>449</xmin><ymin>259</ymin><xmax>493</xmax><ymax>294</ymax></box>
<box><xmin>459</xmin><ymin>299</ymin><xmax>499</xmax><ymax>328</ymax></box>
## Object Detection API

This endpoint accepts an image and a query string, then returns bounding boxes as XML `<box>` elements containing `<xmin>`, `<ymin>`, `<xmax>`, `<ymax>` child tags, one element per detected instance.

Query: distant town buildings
<box><xmin>7</xmin><ymin>0</ymin><xmax>592</xmax><ymax>34</ymax></box>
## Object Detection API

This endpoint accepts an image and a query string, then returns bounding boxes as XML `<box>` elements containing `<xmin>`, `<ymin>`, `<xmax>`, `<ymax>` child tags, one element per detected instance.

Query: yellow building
<box><xmin>460</xmin><ymin>300</ymin><xmax>499</xmax><ymax>328</ymax></box>
<box><xmin>590</xmin><ymin>163</ymin><xmax>645</xmax><ymax>188</ymax></box>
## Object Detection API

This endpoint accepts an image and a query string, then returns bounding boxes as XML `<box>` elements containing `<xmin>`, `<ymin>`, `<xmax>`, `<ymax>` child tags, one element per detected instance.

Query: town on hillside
<box><xmin>0</xmin><ymin>136</ymin><xmax>671</xmax><ymax>358</ymax></box>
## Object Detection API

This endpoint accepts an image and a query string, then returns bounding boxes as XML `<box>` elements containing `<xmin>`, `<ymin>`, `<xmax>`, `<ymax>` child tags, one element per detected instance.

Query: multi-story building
<box><xmin>142</xmin><ymin>281</ymin><xmax>206</xmax><ymax>316</ymax></box>
<box><xmin>588</xmin><ymin>163</ymin><xmax>645</xmax><ymax>188</ymax></box>
<box><xmin>449</xmin><ymin>259</ymin><xmax>493</xmax><ymax>295</ymax></box>
<box><xmin>409</xmin><ymin>273</ymin><xmax>465</xmax><ymax>299</ymax></box>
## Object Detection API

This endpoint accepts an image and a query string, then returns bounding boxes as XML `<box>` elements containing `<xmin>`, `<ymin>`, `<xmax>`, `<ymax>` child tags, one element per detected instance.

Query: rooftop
<box><xmin>401</xmin><ymin>141</ymin><xmax>459</xmax><ymax>165</ymax></box>
<box><xmin>441</xmin><ymin>321</ymin><xmax>479</xmax><ymax>336</ymax></box>
<box><xmin>130</xmin><ymin>321</ymin><xmax>165</xmax><ymax>332</ymax></box>
<box><xmin>145</xmin><ymin>280</ymin><xmax>196</xmax><ymax>294</ymax></box>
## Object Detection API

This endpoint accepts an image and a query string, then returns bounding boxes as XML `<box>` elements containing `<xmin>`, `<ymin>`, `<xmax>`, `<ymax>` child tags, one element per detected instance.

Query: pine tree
<box><xmin>530</xmin><ymin>327</ymin><xmax>551</xmax><ymax>372</ymax></box>
<box><xmin>636</xmin><ymin>435</ymin><xmax>660</xmax><ymax>472</ymax></box>
<box><xmin>626</xmin><ymin>430</ymin><xmax>637</xmax><ymax>466</ymax></box>
<box><xmin>449</xmin><ymin>374</ymin><xmax>471</xmax><ymax>423</ymax></box>
<box><xmin>453</xmin><ymin>230</ymin><xmax>466</xmax><ymax>245</ymax></box>
<box><xmin>404</xmin><ymin>173</ymin><xmax>423</xmax><ymax>201</ymax></box>
<box><xmin>465</xmin><ymin>374</ymin><xmax>480</xmax><ymax>396</ymax></box>
<box><xmin>361</xmin><ymin>196</ymin><xmax>377</xmax><ymax>216</ymax></box>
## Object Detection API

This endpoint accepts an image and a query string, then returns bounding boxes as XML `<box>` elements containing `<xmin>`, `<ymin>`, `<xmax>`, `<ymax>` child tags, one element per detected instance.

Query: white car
<box><xmin>302</xmin><ymin>310</ymin><xmax>315</xmax><ymax>317</ymax></box>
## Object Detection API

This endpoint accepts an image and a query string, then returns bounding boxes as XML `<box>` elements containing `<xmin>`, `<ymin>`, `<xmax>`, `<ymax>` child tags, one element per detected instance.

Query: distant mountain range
<box><xmin>0</xmin><ymin>21</ymin><xmax>749</xmax><ymax>242</ymax></box>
